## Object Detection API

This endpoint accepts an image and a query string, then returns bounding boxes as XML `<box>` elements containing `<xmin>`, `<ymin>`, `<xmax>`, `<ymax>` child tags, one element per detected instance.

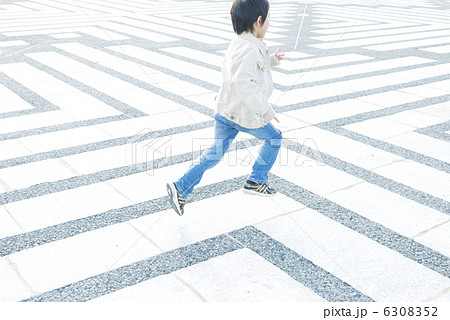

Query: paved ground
<box><xmin>0</xmin><ymin>0</ymin><xmax>449</xmax><ymax>302</ymax></box>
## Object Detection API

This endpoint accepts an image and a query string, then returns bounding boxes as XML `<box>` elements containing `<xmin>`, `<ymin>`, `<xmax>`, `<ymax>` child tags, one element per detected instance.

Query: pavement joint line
<box><xmin>411</xmin><ymin>219</ymin><xmax>450</xmax><ymax>240</ymax></box>
<box><xmin>4</xmin><ymin>256</ymin><xmax>39</xmax><ymax>297</ymax></box>
<box><xmin>424</xmin><ymin>286</ymin><xmax>450</xmax><ymax>302</ymax></box>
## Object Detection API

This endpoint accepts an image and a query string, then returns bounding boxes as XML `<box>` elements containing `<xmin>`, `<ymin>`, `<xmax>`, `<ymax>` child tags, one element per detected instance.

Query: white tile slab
<box><xmin>7</xmin><ymin>222</ymin><xmax>161</xmax><ymax>294</ymax></box>
<box><xmin>49</xmin><ymin>33</ymin><xmax>82</xmax><ymax>39</ymax></box>
<box><xmin>399</xmin><ymin>84</ymin><xmax>450</xmax><ymax>99</ymax></box>
<box><xmin>0</xmin><ymin>139</ymin><xmax>31</xmax><ymax>161</ymax></box>
<box><xmin>356</xmin><ymin>90</ymin><xmax>423</xmax><ymax>107</ymax></box>
<box><xmin>54</xmin><ymin>42</ymin><xmax>162</xmax><ymax>84</ymax></box>
<box><xmin>374</xmin><ymin>159</ymin><xmax>450</xmax><ymax>202</ymax></box>
<box><xmin>256</xmin><ymin>209</ymin><xmax>450</xmax><ymax>301</ymax></box>
<box><xmin>415</xmin><ymin>101</ymin><xmax>450</xmax><ymax>120</ymax></box>
<box><xmin>100</xmin><ymin>21</ymin><xmax>178</xmax><ymax>42</ymax></box>
<box><xmin>79</xmin><ymin>27</ymin><xmax>129</xmax><ymax>41</ymax></box>
<box><xmin>89</xmin><ymin>273</ymin><xmax>202</xmax><ymax>302</ymax></box>
<box><xmin>0</xmin><ymin>158</ymin><xmax>76</xmax><ymax>191</ymax></box>
<box><xmin>0</xmin><ymin>206</ymin><xmax>23</xmax><ymax>239</ymax></box>
<box><xmin>269</xmin><ymin>147</ymin><xmax>364</xmax><ymax>196</ymax></box>
<box><xmin>414</xmin><ymin>221</ymin><xmax>450</xmax><ymax>258</ymax></box>
<box><xmin>0</xmin><ymin>257</ymin><xmax>34</xmax><ymax>302</ymax></box>
<box><xmin>160</xmin><ymin>47</ymin><xmax>222</xmax><ymax>67</ymax></box>
<box><xmin>385</xmin><ymin>132</ymin><xmax>450</xmax><ymax>163</ymax></box>
<box><xmin>0</xmin><ymin>111</ymin><xmax>75</xmax><ymax>135</ymax></box>
<box><xmin>107</xmin><ymin>44</ymin><xmax>222</xmax><ymax>86</ymax></box>
<box><xmin>130</xmin><ymin>190</ymin><xmax>304</xmax><ymax>252</ymax></box>
<box><xmin>186</xmin><ymin>92</ymin><xmax>216</xmax><ymax>110</ymax></box>
<box><xmin>5</xmin><ymin>182</ymin><xmax>132</xmax><ymax>236</ymax></box>
<box><xmin>176</xmin><ymin>248</ymin><xmax>326</xmax><ymax>302</ymax></box>
<box><xmin>0</xmin><ymin>40</ymin><xmax>28</xmax><ymax>48</ymax></box>
<box><xmin>18</xmin><ymin>125</ymin><xmax>113</xmax><ymax>154</ymax></box>
<box><xmin>422</xmin><ymin>44</ymin><xmax>450</xmax><ymax>54</ymax></box>
<box><xmin>94</xmin><ymin>109</ymin><xmax>211</xmax><ymax>139</ymax></box>
<box><xmin>343</xmin><ymin>118</ymin><xmax>417</xmax><ymax>140</ymax></box>
<box><xmin>284</xmin><ymin>99</ymin><xmax>383</xmax><ymax>124</ymax></box>
<box><xmin>285</xmin><ymin>126</ymin><xmax>404</xmax><ymax>170</ymax></box>
<box><xmin>325</xmin><ymin>182</ymin><xmax>449</xmax><ymax>238</ymax></box>
<box><xmin>384</xmin><ymin>110</ymin><xmax>447</xmax><ymax>128</ymax></box>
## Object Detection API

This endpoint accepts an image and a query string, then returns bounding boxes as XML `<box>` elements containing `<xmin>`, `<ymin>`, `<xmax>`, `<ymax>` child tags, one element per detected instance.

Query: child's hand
<box><xmin>274</xmin><ymin>48</ymin><xmax>285</xmax><ymax>61</ymax></box>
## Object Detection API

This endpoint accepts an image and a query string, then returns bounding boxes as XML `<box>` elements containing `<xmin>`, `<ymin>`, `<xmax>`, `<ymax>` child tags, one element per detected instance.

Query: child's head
<box><xmin>231</xmin><ymin>0</ymin><xmax>270</xmax><ymax>37</ymax></box>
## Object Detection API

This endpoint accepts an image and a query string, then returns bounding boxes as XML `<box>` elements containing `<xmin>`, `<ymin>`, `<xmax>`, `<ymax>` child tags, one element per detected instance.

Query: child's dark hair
<box><xmin>230</xmin><ymin>0</ymin><xmax>270</xmax><ymax>35</ymax></box>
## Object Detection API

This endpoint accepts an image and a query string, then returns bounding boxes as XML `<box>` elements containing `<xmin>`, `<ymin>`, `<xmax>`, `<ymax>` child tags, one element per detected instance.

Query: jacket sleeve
<box><xmin>232</xmin><ymin>48</ymin><xmax>275</xmax><ymax>126</ymax></box>
<box><xmin>270</xmin><ymin>53</ymin><xmax>280</xmax><ymax>68</ymax></box>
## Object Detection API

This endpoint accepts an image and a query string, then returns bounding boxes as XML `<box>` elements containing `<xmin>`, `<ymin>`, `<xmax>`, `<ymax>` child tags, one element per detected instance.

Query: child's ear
<box><xmin>257</xmin><ymin>15</ymin><xmax>262</xmax><ymax>26</ymax></box>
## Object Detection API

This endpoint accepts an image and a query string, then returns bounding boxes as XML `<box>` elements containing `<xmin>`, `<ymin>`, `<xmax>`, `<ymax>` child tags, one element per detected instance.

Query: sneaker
<box><xmin>166</xmin><ymin>182</ymin><xmax>185</xmax><ymax>216</ymax></box>
<box><xmin>242</xmin><ymin>180</ymin><xmax>277</xmax><ymax>197</ymax></box>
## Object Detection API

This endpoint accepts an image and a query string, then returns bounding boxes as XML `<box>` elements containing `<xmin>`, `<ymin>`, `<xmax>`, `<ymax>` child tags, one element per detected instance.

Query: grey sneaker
<box><xmin>242</xmin><ymin>180</ymin><xmax>277</xmax><ymax>197</ymax></box>
<box><xmin>166</xmin><ymin>182</ymin><xmax>185</xmax><ymax>216</ymax></box>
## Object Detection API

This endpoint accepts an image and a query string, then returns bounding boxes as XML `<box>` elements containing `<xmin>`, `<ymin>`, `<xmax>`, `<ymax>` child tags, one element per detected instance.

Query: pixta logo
<box><xmin>129</xmin><ymin>128</ymin><xmax>173</xmax><ymax>176</ymax></box>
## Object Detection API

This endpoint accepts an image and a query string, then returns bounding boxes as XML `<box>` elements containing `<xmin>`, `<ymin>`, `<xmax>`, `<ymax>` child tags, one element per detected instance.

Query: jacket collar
<box><xmin>239</xmin><ymin>32</ymin><xmax>269</xmax><ymax>55</ymax></box>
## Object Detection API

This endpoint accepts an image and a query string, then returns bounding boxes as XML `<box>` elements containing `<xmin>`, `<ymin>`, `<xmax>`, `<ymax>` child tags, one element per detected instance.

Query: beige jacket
<box><xmin>215</xmin><ymin>32</ymin><xmax>280</xmax><ymax>129</ymax></box>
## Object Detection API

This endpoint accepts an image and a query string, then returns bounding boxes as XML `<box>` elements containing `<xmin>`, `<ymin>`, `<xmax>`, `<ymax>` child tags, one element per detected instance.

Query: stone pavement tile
<box><xmin>414</xmin><ymin>221</ymin><xmax>450</xmax><ymax>258</ymax></box>
<box><xmin>385</xmin><ymin>132</ymin><xmax>450</xmax><ymax>163</ymax></box>
<box><xmin>285</xmin><ymin>126</ymin><xmax>404</xmax><ymax>170</ymax></box>
<box><xmin>0</xmin><ymin>257</ymin><xmax>34</xmax><ymax>302</ymax></box>
<box><xmin>283</xmin><ymin>99</ymin><xmax>383</xmax><ymax>124</ymax></box>
<box><xmin>255</xmin><ymin>209</ymin><xmax>450</xmax><ymax>302</ymax></box>
<box><xmin>0</xmin><ymin>206</ymin><xmax>22</xmax><ymax>239</ymax></box>
<box><xmin>130</xmin><ymin>190</ymin><xmax>303</xmax><ymax>253</ymax></box>
<box><xmin>59</xmin><ymin>126</ymin><xmax>213</xmax><ymax>175</ymax></box>
<box><xmin>0</xmin><ymin>111</ymin><xmax>75</xmax><ymax>135</ymax></box>
<box><xmin>49</xmin><ymin>92</ymin><xmax>123</xmax><ymax>120</ymax></box>
<box><xmin>0</xmin><ymin>139</ymin><xmax>32</xmax><ymax>162</ymax></box>
<box><xmin>325</xmin><ymin>181</ymin><xmax>449</xmax><ymax>238</ymax></box>
<box><xmin>356</xmin><ymin>90</ymin><xmax>422</xmax><ymax>107</ymax></box>
<box><xmin>106</xmin><ymin>152</ymin><xmax>251</xmax><ymax>205</ymax></box>
<box><xmin>415</xmin><ymin>101</ymin><xmax>450</xmax><ymax>120</ymax></box>
<box><xmin>383</xmin><ymin>109</ymin><xmax>447</xmax><ymax>128</ymax></box>
<box><xmin>343</xmin><ymin>118</ymin><xmax>417</xmax><ymax>140</ymax></box>
<box><xmin>89</xmin><ymin>273</ymin><xmax>202</xmax><ymax>302</ymax></box>
<box><xmin>5</xmin><ymin>222</ymin><xmax>160</xmax><ymax>295</ymax></box>
<box><xmin>0</xmin><ymin>158</ymin><xmax>76</xmax><ymax>191</ymax></box>
<box><xmin>373</xmin><ymin>159</ymin><xmax>450</xmax><ymax>201</ymax></box>
<box><xmin>94</xmin><ymin>110</ymin><xmax>211</xmax><ymax>138</ymax></box>
<box><xmin>422</xmin><ymin>44</ymin><xmax>450</xmax><ymax>54</ymax></box>
<box><xmin>5</xmin><ymin>182</ymin><xmax>133</xmax><ymax>236</ymax></box>
<box><xmin>430</xmin><ymin>290</ymin><xmax>450</xmax><ymax>302</ymax></box>
<box><xmin>18</xmin><ymin>125</ymin><xmax>112</xmax><ymax>154</ymax></box>
<box><xmin>270</xmin><ymin>148</ymin><xmax>363</xmax><ymax>196</ymax></box>
<box><xmin>175</xmin><ymin>248</ymin><xmax>326</xmax><ymax>302</ymax></box>
<box><xmin>399</xmin><ymin>83</ymin><xmax>450</xmax><ymax>99</ymax></box>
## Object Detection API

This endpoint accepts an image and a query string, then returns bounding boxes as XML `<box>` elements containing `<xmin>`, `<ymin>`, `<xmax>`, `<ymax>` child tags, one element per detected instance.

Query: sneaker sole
<box><xmin>242</xmin><ymin>188</ymin><xmax>276</xmax><ymax>197</ymax></box>
<box><xmin>166</xmin><ymin>183</ymin><xmax>183</xmax><ymax>216</ymax></box>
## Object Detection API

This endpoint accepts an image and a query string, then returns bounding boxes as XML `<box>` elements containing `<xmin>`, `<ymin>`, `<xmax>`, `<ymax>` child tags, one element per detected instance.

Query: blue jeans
<box><xmin>175</xmin><ymin>113</ymin><xmax>282</xmax><ymax>199</ymax></box>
